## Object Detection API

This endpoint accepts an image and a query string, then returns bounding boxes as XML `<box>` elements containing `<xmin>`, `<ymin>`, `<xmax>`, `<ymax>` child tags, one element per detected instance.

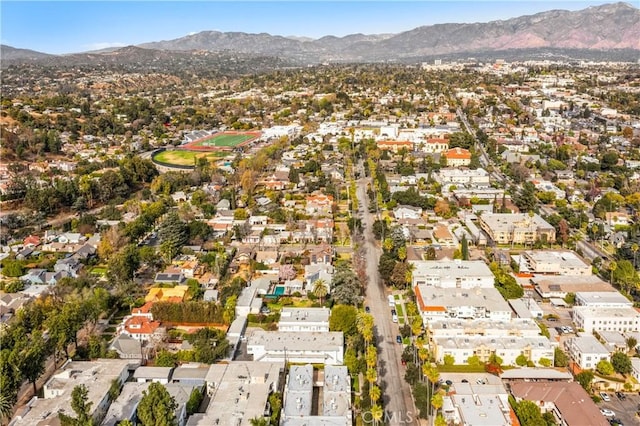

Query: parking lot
<box><xmin>598</xmin><ymin>391</ymin><xmax>640</xmax><ymax>425</ymax></box>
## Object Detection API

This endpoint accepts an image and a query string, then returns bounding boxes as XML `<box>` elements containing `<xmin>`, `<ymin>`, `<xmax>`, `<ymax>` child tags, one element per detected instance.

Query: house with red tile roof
<box><xmin>444</xmin><ymin>147</ymin><xmax>471</xmax><ymax>167</ymax></box>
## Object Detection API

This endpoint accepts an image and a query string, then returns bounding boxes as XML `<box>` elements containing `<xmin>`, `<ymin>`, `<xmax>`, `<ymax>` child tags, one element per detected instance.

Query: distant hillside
<box><xmin>139</xmin><ymin>2</ymin><xmax>640</xmax><ymax>62</ymax></box>
<box><xmin>2</xmin><ymin>2</ymin><xmax>639</xmax><ymax>69</ymax></box>
<box><xmin>1</xmin><ymin>45</ymin><xmax>53</xmax><ymax>60</ymax></box>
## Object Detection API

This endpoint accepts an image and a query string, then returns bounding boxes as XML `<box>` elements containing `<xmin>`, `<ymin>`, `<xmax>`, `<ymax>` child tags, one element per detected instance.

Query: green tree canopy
<box><xmin>137</xmin><ymin>382</ymin><xmax>177</xmax><ymax>426</ymax></box>
<box><xmin>329</xmin><ymin>305</ymin><xmax>358</xmax><ymax>335</ymax></box>
<box><xmin>611</xmin><ymin>352</ymin><xmax>632</xmax><ymax>375</ymax></box>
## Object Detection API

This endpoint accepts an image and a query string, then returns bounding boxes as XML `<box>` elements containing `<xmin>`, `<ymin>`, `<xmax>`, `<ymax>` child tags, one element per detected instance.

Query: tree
<box><xmin>313</xmin><ymin>279</ymin><xmax>328</xmax><ymax>304</ymax></box>
<box><xmin>158</xmin><ymin>212</ymin><xmax>188</xmax><ymax>262</ymax></box>
<box><xmin>626</xmin><ymin>336</ymin><xmax>638</xmax><ymax>355</ymax></box>
<box><xmin>16</xmin><ymin>330</ymin><xmax>48</xmax><ymax>395</ymax></box>
<box><xmin>0</xmin><ymin>392</ymin><xmax>13</xmax><ymax>423</ymax></box>
<box><xmin>370</xmin><ymin>404</ymin><xmax>383</xmax><ymax>426</ymax></box>
<box><xmin>107</xmin><ymin>244</ymin><xmax>140</xmax><ymax>286</ymax></box>
<box><xmin>460</xmin><ymin>234</ymin><xmax>469</xmax><ymax>260</ymax></box>
<box><xmin>186</xmin><ymin>388</ymin><xmax>203</xmax><ymax>415</ymax></box>
<box><xmin>329</xmin><ymin>305</ymin><xmax>358</xmax><ymax>335</ymax></box>
<box><xmin>514</xmin><ymin>400</ymin><xmax>545</xmax><ymax>426</ymax></box>
<box><xmin>60</xmin><ymin>384</ymin><xmax>94</xmax><ymax>426</ymax></box>
<box><xmin>250</xmin><ymin>418</ymin><xmax>269</xmax><ymax>426</ymax></box>
<box><xmin>611</xmin><ymin>352</ymin><xmax>632</xmax><ymax>375</ymax></box>
<box><xmin>137</xmin><ymin>382</ymin><xmax>177</xmax><ymax>426</ymax></box>
<box><xmin>554</xmin><ymin>347</ymin><xmax>569</xmax><ymax>367</ymax></box>
<box><xmin>576</xmin><ymin>370</ymin><xmax>594</xmax><ymax>391</ymax></box>
<box><xmin>515</xmin><ymin>354</ymin><xmax>528</xmax><ymax>366</ymax></box>
<box><xmin>431</xmin><ymin>391</ymin><xmax>444</xmax><ymax>418</ymax></box>
<box><xmin>369</xmin><ymin>384</ymin><xmax>381</xmax><ymax>403</ymax></box>
<box><xmin>597</xmin><ymin>359</ymin><xmax>614</xmax><ymax>376</ymax></box>
<box><xmin>71</xmin><ymin>384</ymin><xmax>93</xmax><ymax>425</ymax></box>
<box><xmin>1</xmin><ymin>259</ymin><xmax>24</xmax><ymax>277</ymax></box>
<box><xmin>443</xmin><ymin>354</ymin><xmax>455</xmax><ymax>366</ymax></box>
<box><xmin>155</xmin><ymin>349</ymin><xmax>178</xmax><ymax>367</ymax></box>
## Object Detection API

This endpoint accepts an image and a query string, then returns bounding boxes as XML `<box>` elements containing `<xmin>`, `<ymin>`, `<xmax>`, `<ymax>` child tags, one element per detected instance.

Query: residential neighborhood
<box><xmin>1</xmin><ymin>31</ymin><xmax>640</xmax><ymax>426</ymax></box>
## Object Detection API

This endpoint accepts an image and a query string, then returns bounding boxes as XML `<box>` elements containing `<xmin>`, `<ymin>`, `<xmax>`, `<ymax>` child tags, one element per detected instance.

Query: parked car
<box><xmin>615</xmin><ymin>392</ymin><xmax>626</xmax><ymax>400</ymax></box>
<box><xmin>609</xmin><ymin>419</ymin><xmax>623</xmax><ymax>426</ymax></box>
<box><xmin>392</xmin><ymin>314</ymin><xmax>398</xmax><ymax>323</ymax></box>
<box><xmin>600</xmin><ymin>392</ymin><xmax>611</xmax><ymax>402</ymax></box>
<box><xmin>396</xmin><ymin>335</ymin><xmax>402</xmax><ymax>344</ymax></box>
<box><xmin>365</xmin><ymin>306</ymin><xmax>370</xmax><ymax>313</ymax></box>
<box><xmin>600</xmin><ymin>409</ymin><xmax>615</xmax><ymax>417</ymax></box>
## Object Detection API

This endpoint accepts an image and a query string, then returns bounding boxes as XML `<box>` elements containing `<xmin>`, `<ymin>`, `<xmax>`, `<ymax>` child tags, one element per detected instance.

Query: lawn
<box><xmin>153</xmin><ymin>150</ymin><xmax>223</xmax><ymax>166</ymax></box>
<box><xmin>90</xmin><ymin>266</ymin><xmax>107</xmax><ymax>275</ymax></box>
<box><xmin>395</xmin><ymin>304</ymin><xmax>404</xmax><ymax>317</ymax></box>
<box><xmin>189</xmin><ymin>132</ymin><xmax>259</xmax><ymax>148</ymax></box>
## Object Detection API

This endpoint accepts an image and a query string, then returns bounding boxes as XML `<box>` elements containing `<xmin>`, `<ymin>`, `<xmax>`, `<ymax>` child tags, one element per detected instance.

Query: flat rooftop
<box><xmin>451</xmin><ymin>394</ymin><xmax>511</xmax><ymax>426</ymax></box>
<box><xmin>532</xmin><ymin>275</ymin><xmax>614</xmax><ymax>294</ymax></box>
<box><xmin>573</xmin><ymin>305</ymin><xmax>640</xmax><ymax>320</ymax></box>
<box><xmin>410</xmin><ymin>260</ymin><xmax>494</xmax><ymax>279</ymax></box>
<box><xmin>523</xmin><ymin>249</ymin><xmax>590</xmax><ymax>270</ymax></box>
<box><xmin>12</xmin><ymin>359</ymin><xmax>138</xmax><ymax>425</ymax></box>
<box><xmin>576</xmin><ymin>291</ymin><xmax>633</xmax><ymax>306</ymax></box>
<box><xmin>428</xmin><ymin>318</ymin><xmax>541</xmax><ymax>335</ymax></box>
<box><xmin>434</xmin><ymin>336</ymin><xmax>555</xmax><ymax>351</ymax></box>
<box><xmin>247</xmin><ymin>330</ymin><xmax>344</xmax><ymax>352</ymax></box>
<box><xmin>416</xmin><ymin>286</ymin><xmax>511</xmax><ymax>313</ymax></box>
<box><xmin>567</xmin><ymin>335</ymin><xmax>609</xmax><ymax>354</ymax></box>
<box><xmin>279</xmin><ymin>307</ymin><xmax>331</xmax><ymax>324</ymax></box>
<box><xmin>103</xmin><ymin>382</ymin><xmax>150</xmax><ymax>426</ymax></box>
<box><xmin>188</xmin><ymin>361</ymin><xmax>284</xmax><ymax>426</ymax></box>
<box><xmin>322</xmin><ymin>366</ymin><xmax>351</xmax><ymax>418</ymax></box>
<box><xmin>283</xmin><ymin>365</ymin><xmax>313</xmax><ymax>417</ymax></box>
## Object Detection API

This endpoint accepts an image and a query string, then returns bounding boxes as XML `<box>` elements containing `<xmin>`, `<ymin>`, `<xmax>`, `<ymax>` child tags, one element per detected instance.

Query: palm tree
<box><xmin>365</xmin><ymin>346</ymin><xmax>377</xmax><ymax>370</ymax></box>
<box><xmin>250</xmin><ymin>416</ymin><xmax>270</xmax><ymax>426</ymax></box>
<box><xmin>369</xmin><ymin>384</ymin><xmax>381</xmax><ymax>403</ymax></box>
<box><xmin>365</xmin><ymin>368</ymin><xmax>378</xmax><ymax>386</ymax></box>
<box><xmin>313</xmin><ymin>279</ymin><xmax>328</xmax><ymax>304</ymax></box>
<box><xmin>0</xmin><ymin>393</ymin><xmax>13</xmax><ymax>423</ymax></box>
<box><xmin>627</xmin><ymin>336</ymin><xmax>638</xmax><ymax>355</ymax></box>
<box><xmin>357</xmin><ymin>312</ymin><xmax>374</xmax><ymax>346</ymax></box>
<box><xmin>425</xmin><ymin>365</ymin><xmax>440</xmax><ymax>417</ymax></box>
<box><xmin>632</xmin><ymin>243</ymin><xmax>639</xmax><ymax>269</ymax></box>
<box><xmin>609</xmin><ymin>261</ymin><xmax>618</xmax><ymax>286</ymax></box>
<box><xmin>370</xmin><ymin>404</ymin><xmax>383</xmax><ymax>426</ymax></box>
<box><xmin>431</xmin><ymin>391</ymin><xmax>444</xmax><ymax>423</ymax></box>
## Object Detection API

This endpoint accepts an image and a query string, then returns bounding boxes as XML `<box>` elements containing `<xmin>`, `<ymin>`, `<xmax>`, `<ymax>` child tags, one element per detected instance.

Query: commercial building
<box><xmin>531</xmin><ymin>275</ymin><xmax>614</xmax><ymax>299</ymax></box>
<box><xmin>436</xmin><ymin>168</ymin><xmax>490</xmax><ymax>188</ymax></box>
<box><xmin>575</xmin><ymin>291</ymin><xmax>633</xmax><ymax>308</ymax></box>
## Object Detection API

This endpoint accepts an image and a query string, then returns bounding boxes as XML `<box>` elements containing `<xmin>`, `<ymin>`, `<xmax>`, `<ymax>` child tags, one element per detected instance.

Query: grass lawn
<box><xmin>153</xmin><ymin>150</ymin><xmax>223</xmax><ymax>166</ymax></box>
<box><xmin>398</xmin><ymin>317</ymin><xmax>405</xmax><ymax>325</ymax></box>
<box><xmin>394</xmin><ymin>294</ymin><xmax>401</xmax><ymax>300</ymax></box>
<box><xmin>90</xmin><ymin>266</ymin><xmax>107</xmax><ymax>275</ymax></box>
<box><xmin>194</xmin><ymin>133</ymin><xmax>256</xmax><ymax>147</ymax></box>
<box><xmin>395</xmin><ymin>304</ymin><xmax>404</xmax><ymax>317</ymax></box>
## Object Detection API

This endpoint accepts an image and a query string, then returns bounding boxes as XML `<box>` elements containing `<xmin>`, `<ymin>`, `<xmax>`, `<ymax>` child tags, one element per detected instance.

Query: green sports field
<box><xmin>153</xmin><ymin>150</ymin><xmax>225</xmax><ymax>166</ymax></box>
<box><xmin>183</xmin><ymin>132</ymin><xmax>260</xmax><ymax>151</ymax></box>
<box><xmin>205</xmin><ymin>134</ymin><xmax>253</xmax><ymax>146</ymax></box>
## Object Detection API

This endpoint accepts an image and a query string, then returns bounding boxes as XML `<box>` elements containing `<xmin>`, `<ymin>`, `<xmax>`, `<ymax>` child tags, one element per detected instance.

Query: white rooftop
<box><xmin>247</xmin><ymin>330</ymin><xmax>344</xmax><ymax>352</ymax></box>
<box><xmin>279</xmin><ymin>307</ymin><xmax>330</xmax><ymax>324</ymax></box>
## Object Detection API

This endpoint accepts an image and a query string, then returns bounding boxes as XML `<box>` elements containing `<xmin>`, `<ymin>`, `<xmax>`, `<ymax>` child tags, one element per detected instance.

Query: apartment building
<box><xmin>478</xmin><ymin>213</ymin><xmax>556</xmax><ymax>245</ymax></box>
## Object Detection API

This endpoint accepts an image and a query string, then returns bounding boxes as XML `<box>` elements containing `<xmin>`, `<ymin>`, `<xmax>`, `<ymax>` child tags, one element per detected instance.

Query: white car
<box><xmin>600</xmin><ymin>409</ymin><xmax>615</xmax><ymax>417</ymax></box>
<box><xmin>600</xmin><ymin>392</ymin><xmax>611</xmax><ymax>402</ymax></box>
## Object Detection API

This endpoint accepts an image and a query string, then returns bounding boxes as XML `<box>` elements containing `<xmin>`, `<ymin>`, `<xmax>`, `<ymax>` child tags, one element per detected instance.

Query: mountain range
<box><xmin>2</xmin><ymin>2</ymin><xmax>639</xmax><ymax>67</ymax></box>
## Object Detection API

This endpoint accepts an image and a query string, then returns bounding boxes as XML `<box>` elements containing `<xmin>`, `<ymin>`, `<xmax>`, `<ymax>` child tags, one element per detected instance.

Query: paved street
<box><xmin>357</xmin><ymin>174</ymin><xmax>418</xmax><ymax>425</ymax></box>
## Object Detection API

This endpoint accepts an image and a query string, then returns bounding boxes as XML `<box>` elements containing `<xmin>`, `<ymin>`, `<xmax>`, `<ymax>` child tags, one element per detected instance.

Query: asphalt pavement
<box><xmin>357</xmin><ymin>173</ymin><xmax>418</xmax><ymax>425</ymax></box>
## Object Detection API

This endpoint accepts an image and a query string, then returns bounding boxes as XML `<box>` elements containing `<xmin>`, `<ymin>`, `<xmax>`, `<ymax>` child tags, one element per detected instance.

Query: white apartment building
<box><xmin>247</xmin><ymin>330</ymin><xmax>344</xmax><ymax>365</ymax></box>
<box><xmin>575</xmin><ymin>291</ymin><xmax>633</xmax><ymax>308</ymax></box>
<box><xmin>410</xmin><ymin>260</ymin><xmax>495</xmax><ymax>289</ymax></box>
<box><xmin>478</xmin><ymin>213</ymin><xmax>556</xmax><ymax>245</ymax></box>
<box><xmin>433</xmin><ymin>336</ymin><xmax>555</xmax><ymax>366</ymax></box>
<box><xmin>415</xmin><ymin>286</ymin><xmax>512</xmax><ymax>324</ymax></box>
<box><xmin>437</xmin><ymin>168</ymin><xmax>490</xmax><ymax>189</ymax></box>
<box><xmin>428</xmin><ymin>318</ymin><xmax>543</xmax><ymax>339</ymax></box>
<box><xmin>11</xmin><ymin>359</ymin><xmax>139</xmax><ymax>426</ymax></box>
<box><xmin>565</xmin><ymin>335</ymin><xmax>610</xmax><ymax>370</ymax></box>
<box><xmin>278</xmin><ymin>307</ymin><xmax>330</xmax><ymax>332</ymax></box>
<box><xmin>519</xmin><ymin>250</ymin><xmax>591</xmax><ymax>276</ymax></box>
<box><xmin>572</xmin><ymin>306</ymin><xmax>640</xmax><ymax>334</ymax></box>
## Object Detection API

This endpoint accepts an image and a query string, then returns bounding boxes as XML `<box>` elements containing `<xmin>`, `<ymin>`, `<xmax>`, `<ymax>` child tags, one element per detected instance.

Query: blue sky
<box><xmin>1</xmin><ymin>1</ymin><xmax>620</xmax><ymax>54</ymax></box>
